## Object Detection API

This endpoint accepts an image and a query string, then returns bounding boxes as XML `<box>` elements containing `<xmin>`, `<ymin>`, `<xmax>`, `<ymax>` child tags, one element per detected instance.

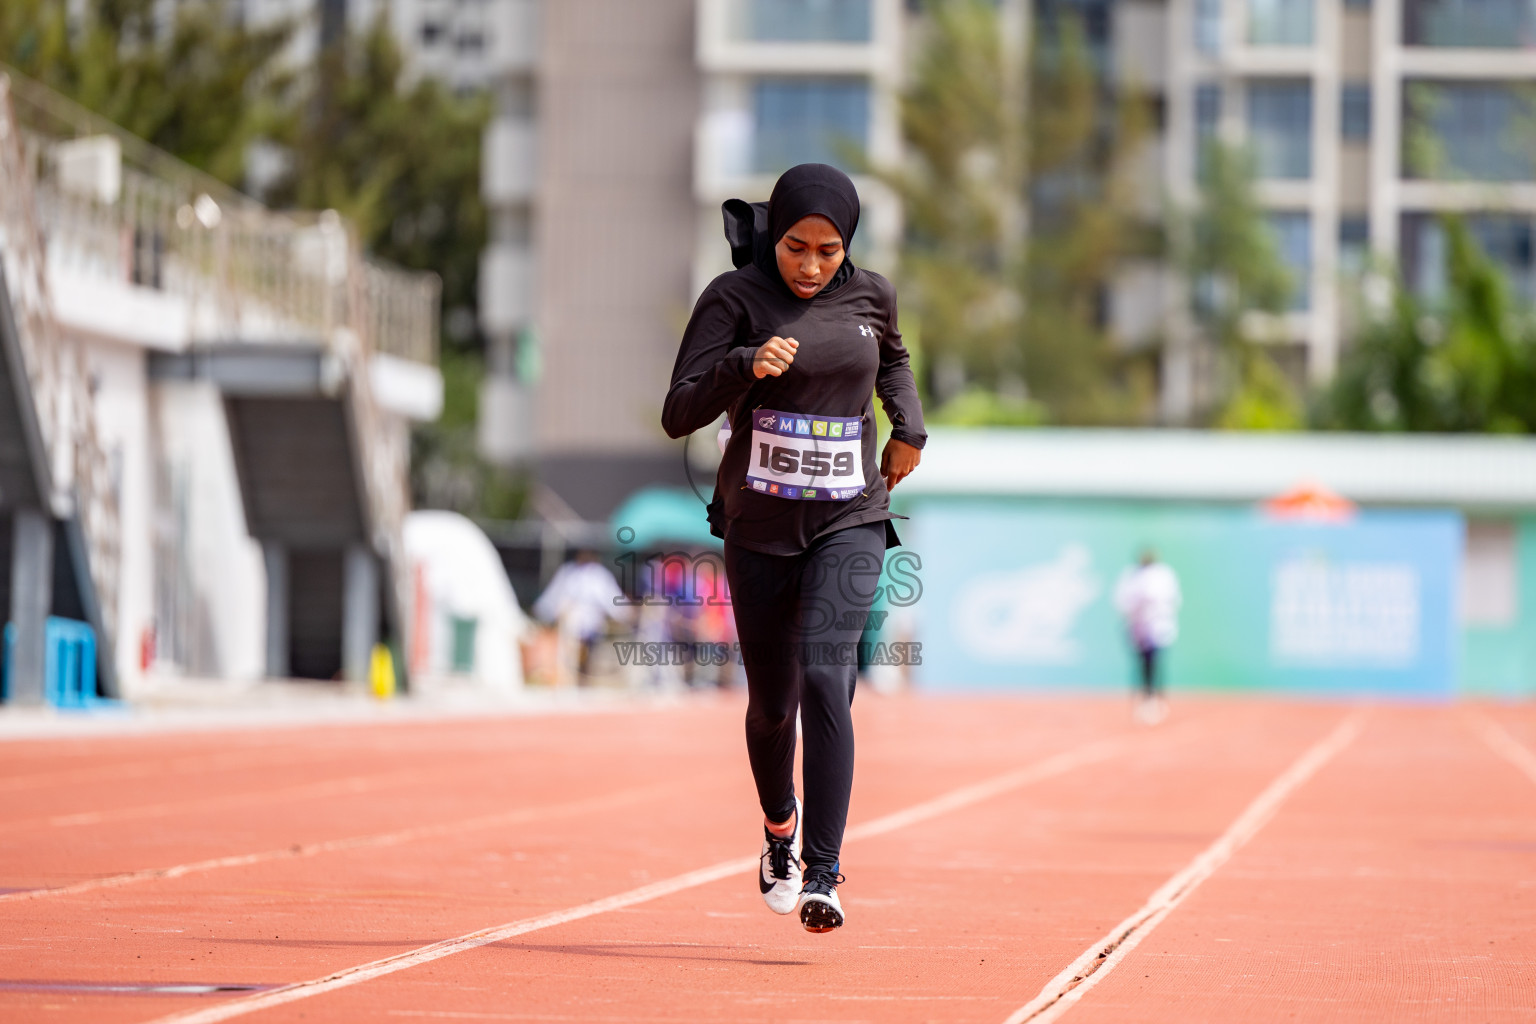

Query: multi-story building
<box><xmin>243</xmin><ymin>0</ymin><xmax>514</xmax><ymax>90</ymax></box>
<box><xmin>354</xmin><ymin>0</ymin><xmax>505</xmax><ymax>89</ymax></box>
<box><xmin>475</xmin><ymin>0</ymin><xmax>539</xmax><ymax>466</ymax></box>
<box><xmin>475</xmin><ymin>0</ymin><xmax>906</xmax><ymax>520</ymax></box>
<box><xmin>1139</xmin><ymin>0</ymin><xmax>1536</xmax><ymax>420</ymax></box>
<box><xmin>692</xmin><ymin>0</ymin><xmax>906</xmax><ymax>292</ymax></box>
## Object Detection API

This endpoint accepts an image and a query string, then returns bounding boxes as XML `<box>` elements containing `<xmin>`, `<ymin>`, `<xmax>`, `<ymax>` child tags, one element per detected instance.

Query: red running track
<box><xmin>1</xmin><ymin>695</ymin><xmax>1533</xmax><ymax>1023</ymax></box>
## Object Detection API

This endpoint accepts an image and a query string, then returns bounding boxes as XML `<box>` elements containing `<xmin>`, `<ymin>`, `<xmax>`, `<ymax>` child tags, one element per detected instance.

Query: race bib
<box><xmin>745</xmin><ymin>408</ymin><xmax>865</xmax><ymax>501</ymax></box>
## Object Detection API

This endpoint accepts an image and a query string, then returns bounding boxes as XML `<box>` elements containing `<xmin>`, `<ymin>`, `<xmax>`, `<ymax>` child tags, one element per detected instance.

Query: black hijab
<box><xmin>722</xmin><ymin>163</ymin><xmax>860</xmax><ymax>299</ymax></box>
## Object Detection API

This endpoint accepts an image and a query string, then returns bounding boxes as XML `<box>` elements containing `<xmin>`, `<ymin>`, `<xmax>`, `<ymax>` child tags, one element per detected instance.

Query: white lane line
<box><xmin>1000</xmin><ymin>711</ymin><xmax>1366</xmax><ymax>1024</ymax></box>
<box><xmin>143</xmin><ymin>731</ymin><xmax>1145</xmax><ymax>1024</ymax></box>
<box><xmin>0</xmin><ymin>784</ymin><xmax>676</xmax><ymax>904</ymax></box>
<box><xmin>844</xmin><ymin>735</ymin><xmax>1135</xmax><ymax>843</ymax></box>
<box><xmin>0</xmin><ymin>746</ymin><xmax>339</xmax><ymax>795</ymax></box>
<box><xmin>1469</xmin><ymin>713</ymin><xmax>1536</xmax><ymax>786</ymax></box>
<box><xmin>5</xmin><ymin>768</ymin><xmax>430</xmax><ymax>831</ymax></box>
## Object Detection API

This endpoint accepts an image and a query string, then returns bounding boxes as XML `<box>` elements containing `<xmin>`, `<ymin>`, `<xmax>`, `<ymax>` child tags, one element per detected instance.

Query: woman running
<box><xmin>662</xmin><ymin>163</ymin><xmax>927</xmax><ymax>932</ymax></box>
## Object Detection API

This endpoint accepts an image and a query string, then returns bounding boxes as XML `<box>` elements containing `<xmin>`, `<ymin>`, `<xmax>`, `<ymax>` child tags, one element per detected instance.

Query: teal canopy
<box><xmin>609</xmin><ymin>486</ymin><xmax>721</xmax><ymax>551</ymax></box>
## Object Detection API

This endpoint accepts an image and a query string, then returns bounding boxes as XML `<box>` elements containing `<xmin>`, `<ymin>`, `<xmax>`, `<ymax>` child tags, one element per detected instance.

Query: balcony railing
<box><xmin>4</xmin><ymin>66</ymin><xmax>440</xmax><ymax>367</ymax></box>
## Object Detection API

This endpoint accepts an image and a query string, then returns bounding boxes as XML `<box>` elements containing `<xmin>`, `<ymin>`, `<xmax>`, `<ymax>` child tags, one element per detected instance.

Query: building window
<box><xmin>1401</xmin><ymin>213</ymin><xmax>1536</xmax><ymax>302</ymax></box>
<box><xmin>1248</xmin><ymin>0</ymin><xmax>1315</xmax><ymax>45</ymax></box>
<box><xmin>1268</xmin><ymin>212</ymin><xmax>1312</xmax><ymax>310</ymax></box>
<box><xmin>1248</xmin><ymin>80</ymin><xmax>1312</xmax><ymax>179</ymax></box>
<box><xmin>1339</xmin><ymin>217</ymin><xmax>1370</xmax><ymax>274</ymax></box>
<box><xmin>1404</xmin><ymin>0</ymin><xmax>1536</xmax><ymax>47</ymax></box>
<box><xmin>1341</xmin><ymin>83</ymin><xmax>1371</xmax><ymax>140</ymax></box>
<box><xmin>1404</xmin><ymin>81</ymin><xmax>1536</xmax><ymax>182</ymax></box>
<box><xmin>1195</xmin><ymin>82</ymin><xmax>1222</xmax><ymax>180</ymax></box>
<box><xmin>1467</xmin><ymin>216</ymin><xmax>1535</xmax><ymax>301</ymax></box>
<box><xmin>421</xmin><ymin>21</ymin><xmax>444</xmax><ymax>44</ymax></box>
<box><xmin>745</xmin><ymin>0</ymin><xmax>872</xmax><ymax>43</ymax></box>
<box><xmin>1194</xmin><ymin>0</ymin><xmax>1222</xmax><ymax>53</ymax></box>
<box><xmin>1038</xmin><ymin>0</ymin><xmax>1115</xmax><ymax>74</ymax></box>
<box><xmin>752</xmin><ymin>77</ymin><xmax>870</xmax><ymax>175</ymax></box>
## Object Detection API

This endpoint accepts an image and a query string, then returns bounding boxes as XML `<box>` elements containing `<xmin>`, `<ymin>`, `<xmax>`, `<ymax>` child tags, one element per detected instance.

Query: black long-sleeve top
<box><xmin>663</xmin><ymin>263</ymin><xmax>927</xmax><ymax>556</ymax></box>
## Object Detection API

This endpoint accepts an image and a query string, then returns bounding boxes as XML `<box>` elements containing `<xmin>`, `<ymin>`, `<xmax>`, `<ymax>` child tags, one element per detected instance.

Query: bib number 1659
<box><xmin>758</xmin><ymin>443</ymin><xmax>856</xmax><ymax>478</ymax></box>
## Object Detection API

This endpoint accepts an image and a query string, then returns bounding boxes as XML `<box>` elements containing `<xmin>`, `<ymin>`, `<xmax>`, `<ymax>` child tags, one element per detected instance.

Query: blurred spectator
<box><xmin>1114</xmin><ymin>550</ymin><xmax>1182</xmax><ymax>723</ymax></box>
<box><xmin>629</xmin><ymin>552</ymin><xmax>738</xmax><ymax>690</ymax></box>
<box><xmin>533</xmin><ymin>550</ymin><xmax>626</xmax><ymax>683</ymax></box>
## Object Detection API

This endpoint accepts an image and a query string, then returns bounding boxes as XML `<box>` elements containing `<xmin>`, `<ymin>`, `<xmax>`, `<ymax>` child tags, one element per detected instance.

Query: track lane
<box><xmin>1062</xmin><ymin>705</ymin><xmax>1536</xmax><ymax>1023</ymax></box>
<box><xmin>2</xmin><ymin>696</ymin><xmax>1142</xmax><ymax>1023</ymax></box>
<box><xmin>0</xmin><ymin>704</ymin><xmax>750</xmax><ymax>889</ymax></box>
<box><xmin>132</xmin><ymin>701</ymin><xmax>1345</xmax><ymax>1024</ymax></box>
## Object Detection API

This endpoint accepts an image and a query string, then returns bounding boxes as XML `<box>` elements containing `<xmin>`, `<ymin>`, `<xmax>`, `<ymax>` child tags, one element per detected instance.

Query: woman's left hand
<box><xmin>880</xmin><ymin>438</ymin><xmax>921</xmax><ymax>491</ymax></box>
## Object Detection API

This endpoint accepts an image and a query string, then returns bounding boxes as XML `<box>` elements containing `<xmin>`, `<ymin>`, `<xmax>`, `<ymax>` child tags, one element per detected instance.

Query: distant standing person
<box><xmin>533</xmin><ymin>550</ymin><xmax>625</xmax><ymax>680</ymax></box>
<box><xmin>1113</xmin><ymin>550</ymin><xmax>1181</xmax><ymax>723</ymax></box>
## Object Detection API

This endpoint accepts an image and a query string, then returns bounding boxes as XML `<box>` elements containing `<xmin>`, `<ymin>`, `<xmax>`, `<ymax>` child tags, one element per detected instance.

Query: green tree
<box><xmin>410</xmin><ymin>347</ymin><xmax>527</xmax><ymax>518</ymax></box>
<box><xmin>884</xmin><ymin>0</ymin><xmax>1023</xmax><ymax>401</ymax></box>
<box><xmin>1</xmin><ymin>0</ymin><xmax>294</xmax><ymax>185</ymax></box>
<box><xmin>1177</xmin><ymin>142</ymin><xmax>1304</xmax><ymax>429</ymax></box>
<box><xmin>265</xmin><ymin>18</ymin><xmax>489</xmax><ymax>337</ymax></box>
<box><xmin>1021</xmin><ymin>16</ymin><xmax>1158</xmax><ymax>424</ymax></box>
<box><xmin>1317</xmin><ymin>218</ymin><xmax>1536</xmax><ymax>433</ymax></box>
<box><xmin>884</xmin><ymin>0</ymin><xmax>1154</xmax><ymax>425</ymax></box>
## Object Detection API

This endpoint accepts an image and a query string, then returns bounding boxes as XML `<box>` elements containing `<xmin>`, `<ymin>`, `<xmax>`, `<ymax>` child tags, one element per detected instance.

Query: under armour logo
<box><xmin>858</xmin><ymin>324</ymin><xmax>876</xmax><ymax>337</ymax></box>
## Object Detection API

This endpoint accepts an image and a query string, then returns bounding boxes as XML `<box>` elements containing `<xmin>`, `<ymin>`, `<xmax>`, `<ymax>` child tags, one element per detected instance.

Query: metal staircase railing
<box><xmin>3</xmin><ymin>67</ymin><xmax>440</xmax><ymax>363</ymax></box>
<box><xmin>0</xmin><ymin>74</ymin><xmax>121</xmax><ymax>674</ymax></box>
<box><xmin>0</xmin><ymin>65</ymin><xmax>441</xmax><ymax>681</ymax></box>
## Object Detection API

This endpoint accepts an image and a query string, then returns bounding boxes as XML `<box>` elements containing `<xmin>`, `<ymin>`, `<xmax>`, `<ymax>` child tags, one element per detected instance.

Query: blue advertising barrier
<box><xmin>903</xmin><ymin>500</ymin><xmax>1462</xmax><ymax>697</ymax></box>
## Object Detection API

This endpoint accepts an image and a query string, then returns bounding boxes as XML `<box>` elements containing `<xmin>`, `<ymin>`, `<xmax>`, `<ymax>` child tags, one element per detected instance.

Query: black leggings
<box><xmin>723</xmin><ymin>521</ymin><xmax>886</xmax><ymax>873</ymax></box>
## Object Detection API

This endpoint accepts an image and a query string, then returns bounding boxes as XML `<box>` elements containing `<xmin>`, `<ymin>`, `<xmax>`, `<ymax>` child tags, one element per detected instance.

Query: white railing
<box><xmin>4</xmin><ymin>68</ymin><xmax>440</xmax><ymax>365</ymax></box>
<box><xmin>2</xmin><ymin>66</ymin><xmax>443</xmax><ymax>675</ymax></box>
<box><xmin>0</xmin><ymin>75</ymin><xmax>120</xmax><ymax>654</ymax></box>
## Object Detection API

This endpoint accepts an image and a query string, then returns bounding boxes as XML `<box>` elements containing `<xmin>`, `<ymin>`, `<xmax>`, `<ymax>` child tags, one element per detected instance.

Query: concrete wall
<box><xmin>146</xmin><ymin>381</ymin><xmax>267</xmax><ymax>685</ymax></box>
<box><xmin>534</xmin><ymin>0</ymin><xmax>700</xmax><ymax>510</ymax></box>
<box><xmin>80</xmin><ymin>335</ymin><xmax>153</xmax><ymax>687</ymax></box>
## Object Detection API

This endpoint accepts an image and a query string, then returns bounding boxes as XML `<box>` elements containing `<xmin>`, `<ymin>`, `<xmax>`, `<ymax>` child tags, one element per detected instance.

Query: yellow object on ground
<box><xmin>370</xmin><ymin>644</ymin><xmax>396</xmax><ymax>700</ymax></box>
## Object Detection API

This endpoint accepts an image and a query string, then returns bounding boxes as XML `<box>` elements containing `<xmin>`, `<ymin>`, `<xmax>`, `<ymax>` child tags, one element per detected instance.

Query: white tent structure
<box><xmin>403</xmin><ymin>510</ymin><xmax>528</xmax><ymax>691</ymax></box>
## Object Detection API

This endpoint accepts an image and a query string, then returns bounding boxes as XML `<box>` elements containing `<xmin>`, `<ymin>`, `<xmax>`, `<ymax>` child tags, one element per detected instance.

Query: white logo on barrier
<box><xmin>1269</xmin><ymin>556</ymin><xmax>1420</xmax><ymax>666</ymax></box>
<box><xmin>951</xmin><ymin>545</ymin><xmax>1100</xmax><ymax>664</ymax></box>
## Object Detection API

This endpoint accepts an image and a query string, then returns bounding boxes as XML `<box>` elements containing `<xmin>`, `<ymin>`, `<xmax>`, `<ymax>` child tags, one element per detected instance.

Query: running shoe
<box><xmin>797</xmin><ymin>865</ymin><xmax>846</xmax><ymax>933</ymax></box>
<box><xmin>758</xmin><ymin>797</ymin><xmax>802</xmax><ymax>915</ymax></box>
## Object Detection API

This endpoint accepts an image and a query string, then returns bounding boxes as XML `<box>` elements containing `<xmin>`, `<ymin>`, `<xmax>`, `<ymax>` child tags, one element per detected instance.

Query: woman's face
<box><xmin>774</xmin><ymin>214</ymin><xmax>845</xmax><ymax>299</ymax></box>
